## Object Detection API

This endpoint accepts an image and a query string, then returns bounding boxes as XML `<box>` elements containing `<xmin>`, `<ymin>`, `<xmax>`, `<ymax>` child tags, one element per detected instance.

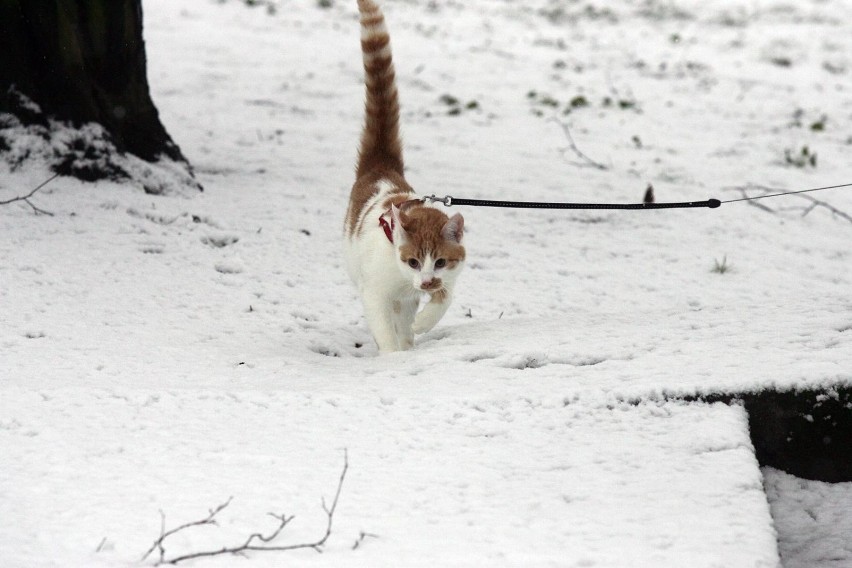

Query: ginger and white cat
<box><xmin>345</xmin><ymin>0</ymin><xmax>465</xmax><ymax>354</ymax></box>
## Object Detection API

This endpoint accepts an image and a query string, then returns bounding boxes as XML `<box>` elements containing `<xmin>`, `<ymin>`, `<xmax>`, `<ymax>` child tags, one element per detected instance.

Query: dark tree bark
<box><xmin>0</xmin><ymin>0</ymin><xmax>195</xmax><ymax>186</ymax></box>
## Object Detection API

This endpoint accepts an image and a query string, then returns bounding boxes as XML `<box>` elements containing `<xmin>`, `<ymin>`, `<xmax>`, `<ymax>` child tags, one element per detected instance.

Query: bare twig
<box><xmin>726</xmin><ymin>184</ymin><xmax>852</xmax><ymax>224</ymax></box>
<box><xmin>727</xmin><ymin>185</ymin><xmax>774</xmax><ymax>212</ymax></box>
<box><xmin>144</xmin><ymin>450</ymin><xmax>349</xmax><ymax>565</ymax></box>
<box><xmin>141</xmin><ymin>497</ymin><xmax>233</xmax><ymax>563</ymax></box>
<box><xmin>0</xmin><ymin>173</ymin><xmax>58</xmax><ymax>216</ymax></box>
<box><xmin>352</xmin><ymin>531</ymin><xmax>380</xmax><ymax>550</ymax></box>
<box><xmin>549</xmin><ymin>118</ymin><xmax>608</xmax><ymax>170</ymax></box>
<box><xmin>796</xmin><ymin>194</ymin><xmax>852</xmax><ymax>223</ymax></box>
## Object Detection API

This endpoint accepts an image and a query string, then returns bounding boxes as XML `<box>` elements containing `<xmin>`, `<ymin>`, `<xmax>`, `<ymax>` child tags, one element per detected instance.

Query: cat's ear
<box><xmin>391</xmin><ymin>204</ymin><xmax>410</xmax><ymax>242</ymax></box>
<box><xmin>442</xmin><ymin>213</ymin><xmax>464</xmax><ymax>243</ymax></box>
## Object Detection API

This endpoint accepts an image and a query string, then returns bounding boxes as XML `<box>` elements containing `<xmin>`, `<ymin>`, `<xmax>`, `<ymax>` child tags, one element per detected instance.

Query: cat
<box><xmin>344</xmin><ymin>0</ymin><xmax>466</xmax><ymax>354</ymax></box>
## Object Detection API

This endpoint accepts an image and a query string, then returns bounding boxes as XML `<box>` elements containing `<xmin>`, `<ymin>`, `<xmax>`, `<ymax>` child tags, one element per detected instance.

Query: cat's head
<box><xmin>391</xmin><ymin>203</ymin><xmax>465</xmax><ymax>292</ymax></box>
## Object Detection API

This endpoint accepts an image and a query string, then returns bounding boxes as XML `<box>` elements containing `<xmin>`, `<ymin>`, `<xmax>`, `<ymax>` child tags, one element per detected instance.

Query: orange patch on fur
<box><xmin>361</xmin><ymin>36</ymin><xmax>390</xmax><ymax>53</ymax></box>
<box><xmin>429</xmin><ymin>289</ymin><xmax>448</xmax><ymax>303</ymax></box>
<box><xmin>346</xmin><ymin>169</ymin><xmax>411</xmax><ymax>237</ymax></box>
<box><xmin>397</xmin><ymin>208</ymin><xmax>466</xmax><ymax>265</ymax></box>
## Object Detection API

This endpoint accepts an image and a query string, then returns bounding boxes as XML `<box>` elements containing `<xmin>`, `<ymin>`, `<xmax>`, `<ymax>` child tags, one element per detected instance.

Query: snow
<box><xmin>0</xmin><ymin>112</ymin><xmax>198</xmax><ymax>195</ymax></box>
<box><xmin>2</xmin><ymin>0</ymin><xmax>852</xmax><ymax>566</ymax></box>
<box><xmin>764</xmin><ymin>468</ymin><xmax>852</xmax><ymax>568</ymax></box>
<box><xmin>2</xmin><ymin>390</ymin><xmax>778</xmax><ymax>567</ymax></box>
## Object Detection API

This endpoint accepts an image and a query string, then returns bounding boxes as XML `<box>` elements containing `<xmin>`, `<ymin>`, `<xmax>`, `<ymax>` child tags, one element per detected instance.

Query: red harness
<box><xmin>379</xmin><ymin>199</ymin><xmax>423</xmax><ymax>244</ymax></box>
<box><xmin>379</xmin><ymin>213</ymin><xmax>395</xmax><ymax>243</ymax></box>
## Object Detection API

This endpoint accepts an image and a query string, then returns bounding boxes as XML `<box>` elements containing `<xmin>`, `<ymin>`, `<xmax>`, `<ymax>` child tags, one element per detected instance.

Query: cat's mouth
<box><xmin>419</xmin><ymin>278</ymin><xmax>443</xmax><ymax>292</ymax></box>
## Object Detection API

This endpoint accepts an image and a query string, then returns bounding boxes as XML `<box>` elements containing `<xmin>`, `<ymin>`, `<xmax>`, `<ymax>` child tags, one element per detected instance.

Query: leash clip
<box><xmin>423</xmin><ymin>194</ymin><xmax>453</xmax><ymax>207</ymax></box>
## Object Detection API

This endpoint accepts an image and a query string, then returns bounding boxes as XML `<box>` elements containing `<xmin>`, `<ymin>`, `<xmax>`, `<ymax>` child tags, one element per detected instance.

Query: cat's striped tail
<box><xmin>356</xmin><ymin>0</ymin><xmax>403</xmax><ymax>177</ymax></box>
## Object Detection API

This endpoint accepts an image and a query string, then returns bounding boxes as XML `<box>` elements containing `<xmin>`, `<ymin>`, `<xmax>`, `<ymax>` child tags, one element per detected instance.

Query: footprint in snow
<box><xmin>201</xmin><ymin>233</ymin><xmax>239</xmax><ymax>248</ymax></box>
<box><xmin>214</xmin><ymin>260</ymin><xmax>244</xmax><ymax>274</ymax></box>
<box><xmin>140</xmin><ymin>244</ymin><xmax>165</xmax><ymax>254</ymax></box>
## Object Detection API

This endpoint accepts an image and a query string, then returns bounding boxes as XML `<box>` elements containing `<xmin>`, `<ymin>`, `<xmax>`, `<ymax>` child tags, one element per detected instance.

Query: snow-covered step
<box><xmin>0</xmin><ymin>389</ymin><xmax>778</xmax><ymax>567</ymax></box>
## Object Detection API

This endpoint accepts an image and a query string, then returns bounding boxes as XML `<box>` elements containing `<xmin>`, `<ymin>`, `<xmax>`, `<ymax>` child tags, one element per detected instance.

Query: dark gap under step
<box><xmin>697</xmin><ymin>386</ymin><xmax>851</xmax><ymax>483</ymax></box>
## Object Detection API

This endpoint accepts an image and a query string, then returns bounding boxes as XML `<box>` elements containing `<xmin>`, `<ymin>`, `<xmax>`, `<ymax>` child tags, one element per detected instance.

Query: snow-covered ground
<box><xmin>764</xmin><ymin>468</ymin><xmax>852</xmax><ymax>568</ymax></box>
<box><xmin>2</xmin><ymin>0</ymin><xmax>851</xmax><ymax>566</ymax></box>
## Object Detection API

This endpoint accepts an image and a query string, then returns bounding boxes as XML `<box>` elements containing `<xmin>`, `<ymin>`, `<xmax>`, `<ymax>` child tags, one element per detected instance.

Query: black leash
<box><xmin>422</xmin><ymin>182</ymin><xmax>852</xmax><ymax>211</ymax></box>
<box><xmin>424</xmin><ymin>195</ymin><xmax>720</xmax><ymax>210</ymax></box>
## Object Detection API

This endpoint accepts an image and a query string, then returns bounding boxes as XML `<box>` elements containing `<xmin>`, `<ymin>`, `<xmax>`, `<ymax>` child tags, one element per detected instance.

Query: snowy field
<box><xmin>2</xmin><ymin>0</ymin><xmax>851</xmax><ymax>566</ymax></box>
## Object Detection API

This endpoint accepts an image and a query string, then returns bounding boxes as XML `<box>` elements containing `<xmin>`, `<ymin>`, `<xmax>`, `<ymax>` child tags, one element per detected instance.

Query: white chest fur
<box><xmin>344</xmin><ymin>180</ymin><xmax>460</xmax><ymax>353</ymax></box>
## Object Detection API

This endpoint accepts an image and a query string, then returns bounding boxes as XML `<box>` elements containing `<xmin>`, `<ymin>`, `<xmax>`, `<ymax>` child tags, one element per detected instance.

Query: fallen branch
<box><xmin>549</xmin><ymin>118</ymin><xmax>609</xmax><ymax>170</ymax></box>
<box><xmin>142</xmin><ymin>450</ymin><xmax>349</xmax><ymax>565</ymax></box>
<box><xmin>352</xmin><ymin>530</ymin><xmax>380</xmax><ymax>550</ymax></box>
<box><xmin>727</xmin><ymin>183</ymin><xmax>852</xmax><ymax>224</ymax></box>
<box><xmin>141</xmin><ymin>497</ymin><xmax>233</xmax><ymax>563</ymax></box>
<box><xmin>0</xmin><ymin>173</ymin><xmax>58</xmax><ymax>216</ymax></box>
<box><xmin>795</xmin><ymin>194</ymin><xmax>852</xmax><ymax>223</ymax></box>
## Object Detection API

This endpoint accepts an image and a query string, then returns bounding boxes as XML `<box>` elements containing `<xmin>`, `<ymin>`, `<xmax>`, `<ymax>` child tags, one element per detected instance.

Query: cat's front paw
<box><xmin>412</xmin><ymin>312</ymin><xmax>437</xmax><ymax>335</ymax></box>
<box><xmin>413</xmin><ymin>294</ymin><xmax>452</xmax><ymax>335</ymax></box>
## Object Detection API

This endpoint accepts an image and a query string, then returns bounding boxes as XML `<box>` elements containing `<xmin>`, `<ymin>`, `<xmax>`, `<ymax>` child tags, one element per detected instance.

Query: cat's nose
<box><xmin>420</xmin><ymin>278</ymin><xmax>441</xmax><ymax>291</ymax></box>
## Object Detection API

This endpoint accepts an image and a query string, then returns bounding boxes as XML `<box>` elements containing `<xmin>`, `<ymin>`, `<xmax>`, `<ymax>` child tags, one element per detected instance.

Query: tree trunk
<box><xmin>0</xmin><ymin>0</ymin><xmax>196</xmax><ymax>187</ymax></box>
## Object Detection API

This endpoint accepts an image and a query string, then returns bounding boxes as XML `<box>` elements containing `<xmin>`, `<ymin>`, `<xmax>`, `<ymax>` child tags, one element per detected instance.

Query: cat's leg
<box><xmin>413</xmin><ymin>288</ymin><xmax>452</xmax><ymax>335</ymax></box>
<box><xmin>393</xmin><ymin>296</ymin><xmax>419</xmax><ymax>350</ymax></box>
<box><xmin>362</xmin><ymin>291</ymin><xmax>402</xmax><ymax>353</ymax></box>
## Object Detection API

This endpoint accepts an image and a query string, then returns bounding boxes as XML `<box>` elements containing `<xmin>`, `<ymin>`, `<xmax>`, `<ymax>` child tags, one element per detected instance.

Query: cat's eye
<box><xmin>435</xmin><ymin>259</ymin><xmax>447</xmax><ymax>269</ymax></box>
<box><xmin>407</xmin><ymin>258</ymin><xmax>420</xmax><ymax>269</ymax></box>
